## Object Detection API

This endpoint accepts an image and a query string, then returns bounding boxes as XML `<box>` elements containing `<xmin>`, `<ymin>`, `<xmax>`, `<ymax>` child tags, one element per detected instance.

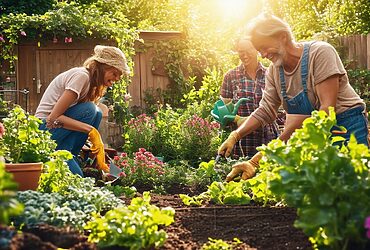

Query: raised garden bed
<box><xmin>3</xmin><ymin>194</ymin><xmax>311</xmax><ymax>250</ymax></box>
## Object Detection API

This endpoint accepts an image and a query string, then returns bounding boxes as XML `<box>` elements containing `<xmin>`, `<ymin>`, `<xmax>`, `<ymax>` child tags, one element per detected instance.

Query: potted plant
<box><xmin>0</xmin><ymin>106</ymin><xmax>56</xmax><ymax>190</ymax></box>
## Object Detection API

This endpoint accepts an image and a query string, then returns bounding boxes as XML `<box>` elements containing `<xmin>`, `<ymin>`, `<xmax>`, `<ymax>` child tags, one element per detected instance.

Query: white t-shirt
<box><xmin>35</xmin><ymin>67</ymin><xmax>90</xmax><ymax>119</ymax></box>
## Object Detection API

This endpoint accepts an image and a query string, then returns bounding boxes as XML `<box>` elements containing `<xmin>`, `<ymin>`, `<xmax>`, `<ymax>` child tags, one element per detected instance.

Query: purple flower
<box><xmin>0</xmin><ymin>36</ymin><xmax>4</xmax><ymax>42</ymax></box>
<box><xmin>20</xmin><ymin>31</ymin><xmax>27</xmax><ymax>36</ymax></box>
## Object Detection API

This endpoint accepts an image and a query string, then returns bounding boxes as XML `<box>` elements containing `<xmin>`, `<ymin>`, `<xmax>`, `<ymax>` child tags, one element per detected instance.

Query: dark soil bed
<box><xmin>3</xmin><ymin>194</ymin><xmax>312</xmax><ymax>250</ymax></box>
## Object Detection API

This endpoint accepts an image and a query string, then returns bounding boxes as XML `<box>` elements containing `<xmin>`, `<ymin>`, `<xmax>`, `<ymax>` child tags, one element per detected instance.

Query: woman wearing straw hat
<box><xmin>36</xmin><ymin>45</ymin><xmax>130</xmax><ymax>176</ymax></box>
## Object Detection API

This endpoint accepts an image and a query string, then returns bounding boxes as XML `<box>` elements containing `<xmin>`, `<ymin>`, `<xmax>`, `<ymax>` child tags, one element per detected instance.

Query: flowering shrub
<box><xmin>180</xmin><ymin>114</ymin><xmax>220</xmax><ymax>165</ymax></box>
<box><xmin>125</xmin><ymin>114</ymin><xmax>157</xmax><ymax>153</ymax></box>
<box><xmin>365</xmin><ymin>217</ymin><xmax>370</xmax><ymax>239</ymax></box>
<box><xmin>112</xmin><ymin>148</ymin><xmax>165</xmax><ymax>189</ymax></box>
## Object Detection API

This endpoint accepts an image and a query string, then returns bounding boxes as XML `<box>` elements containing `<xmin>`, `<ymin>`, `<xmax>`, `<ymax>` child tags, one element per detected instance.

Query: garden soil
<box><xmin>4</xmin><ymin>194</ymin><xmax>312</xmax><ymax>250</ymax></box>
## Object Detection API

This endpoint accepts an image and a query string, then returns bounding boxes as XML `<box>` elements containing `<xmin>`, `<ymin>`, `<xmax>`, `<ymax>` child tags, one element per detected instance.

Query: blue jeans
<box><xmin>333</xmin><ymin>106</ymin><xmax>369</xmax><ymax>147</ymax></box>
<box><xmin>40</xmin><ymin>102</ymin><xmax>102</xmax><ymax>176</ymax></box>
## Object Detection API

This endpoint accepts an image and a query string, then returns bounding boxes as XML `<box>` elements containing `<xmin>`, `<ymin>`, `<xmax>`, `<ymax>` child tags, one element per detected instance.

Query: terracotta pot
<box><xmin>5</xmin><ymin>162</ymin><xmax>43</xmax><ymax>191</ymax></box>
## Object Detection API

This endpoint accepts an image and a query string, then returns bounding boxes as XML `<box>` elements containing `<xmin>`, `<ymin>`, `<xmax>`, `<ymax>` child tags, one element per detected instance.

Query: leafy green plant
<box><xmin>260</xmin><ymin>108</ymin><xmax>370</xmax><ymax>249</ymax></box>
<box><xmin>0</xmin><ymin>106</ymin><xmax>56</xmax><ymax>163</ymax></box>
<box><xmin>201</xmin><ymin>238</ymin><xmax>242</xmax><ymax>250</ymax></box>
<box><xmin>188</xmin><ymin>159</ymin><xmax>230</xmax><ymax>191</ymax></box>
<box><xmin>151</xmin><ymin>105</ymin><xmax>183</xmax><ymax>162</ymax></box>
<box><xmin>180</xmin><ymin>180</ymin><xmax>251</xmax><ymax>206</ymax></box>
<box><xmin>15</xmin><ymin>178</ymin><xmax>123</xmax><ymax>231</ymax></box>
<box><xmin>0</xmin><ymin>158</ymin><xmax>23</xmax><ymax>225</ymax></box>
<box><xmin>37</xmin><ymin>150</ymin><xmax>74</xmax><ymax>194</ymax></box>
<box><xmin>105</xmin><ymin>185</ymin><xmax>137</xmax><ymax>198</ymax></box>
<box><xmin>85</xmin><ymin>192</ymin><xmax>175</xmax><ymax>250</ymax></box>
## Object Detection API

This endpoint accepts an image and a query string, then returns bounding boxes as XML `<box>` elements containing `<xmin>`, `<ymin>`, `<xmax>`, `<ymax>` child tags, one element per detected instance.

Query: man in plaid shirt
<box><xmin>220</xmin><ymin>38</ymin><xmax>281</xmax><ymax>158</ymax></box>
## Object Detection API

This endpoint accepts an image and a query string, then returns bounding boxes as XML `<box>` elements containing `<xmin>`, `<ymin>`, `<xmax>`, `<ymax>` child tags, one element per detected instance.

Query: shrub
<box><xmin>180</xmin><ymin>114</ymin><xmax>220</xmax><ymax>166</ymax></box>
<box><xmin>125</xmin><ymin>114</ymin><xmax>156</xmax><ymax>153</ymax></box>
<box><xmin>112</xmin><ymin>148</ymin><xmax>165</xmax><ymax>190</ymax></box>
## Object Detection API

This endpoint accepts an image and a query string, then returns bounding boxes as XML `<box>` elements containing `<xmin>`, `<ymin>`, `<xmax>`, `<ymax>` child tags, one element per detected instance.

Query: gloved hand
<box><xmin>88</xmin><ymin>127</ymin><xmax>109</xmax><ymax>172</ymax></box>
<box><xmin>226</xmin><ymin>152</ymin><xmax>262</xmax><ymax>182</ymax></box>
<box><xmin>234</xmin><ymin>115</ymin><xmax>248</xmax><ymax>127</ymax></box>
<box><xmin>218</xmin><ymin>131</ymin><xmax>241</xmax><ymax>157</ymax></box>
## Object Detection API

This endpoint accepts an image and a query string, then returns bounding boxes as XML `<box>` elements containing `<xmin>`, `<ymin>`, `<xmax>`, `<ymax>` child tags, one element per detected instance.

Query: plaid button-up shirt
<box><xmin>221</xmin><ymin>63</ymin><xmax>280</xmax><ymax>158</ymax></box>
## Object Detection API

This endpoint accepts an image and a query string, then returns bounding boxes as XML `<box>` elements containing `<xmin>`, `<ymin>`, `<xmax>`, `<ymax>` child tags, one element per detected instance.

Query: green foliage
<box><xmin>151</xmin><ymin>105</ymin><xmax>183</xmax><ymax>162</ymax></box>
<box><xmin>105</xmin><ymin>185</ymin><xmax>137</xmax><ymax>199</ymax></box>
<box><xmin>180</xmin><ymin>180</ymin><xmax>251</xmax><ymax>206</ymax></box>
<box><xmin>0</xmin><ymin>159</ymin><xmax>23</xmax><ymax>225</ymax></box>
<box><xmin>85</xmin><ymin>192</ymin><xmax>175</xmax><ymax>250</ymax></box>
<box><xmin>182</xmin><ymin>67</ymin><xmax>225</xmax><ymax>118</ymax></box>
<box><xmin>267</xmin><ymin>0</ymin><xmax>370</xmax><ymax>40</ymax></box>
<box><xmin>0</xmin><ymin>1</ymin><xmax>138</xmax><ymax>75</ymax></box>
<box><xmin>0</xmin><ymin>0</ymin><xmax>55</xmax><ymax>15</ymax></box>
<box><xmin>260</xmin><ymin>108</ymin><xmax>370</xmax><ymax>249</ymax></box>
<box><xmin>15</xmin><ymin>178</ymin><xmax>123</xmax><ymax>231</ymax></box>
<box><xmin>201</xmin><ymin>238</ymin><xmax>242</xmax><ymax>250</ymax></box>
<box><xmin>0</xmin><ymin>106</ymin><xmax>56</xmax><ymax>163</ymax></box>
<box><xmin>37</xmin><ymin>150</ymin><xmax>74</xmax><ymax>194</ymax></box>
<box><xmin>347</xmin><ymin>68</ymin><xmax>370</xmax><ymax>111</ymax></box>
<box><xmin>188</xmin><ymin>159</ymin><xmax>231</xmax><ymax>191</ymax></box>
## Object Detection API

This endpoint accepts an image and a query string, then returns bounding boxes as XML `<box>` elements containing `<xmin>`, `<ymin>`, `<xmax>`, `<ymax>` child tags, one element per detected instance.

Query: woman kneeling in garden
<box><xmin>36</xmin><ymin>45</ymin><xmax>130</xmax><ymax>176</ymax></box>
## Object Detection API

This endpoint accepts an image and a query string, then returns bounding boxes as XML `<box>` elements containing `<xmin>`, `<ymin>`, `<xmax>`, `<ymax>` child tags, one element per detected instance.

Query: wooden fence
<box><xmin>338</xmin><ymin>34</ymin><xmax>370</xmax><ymax>69</ymax></box>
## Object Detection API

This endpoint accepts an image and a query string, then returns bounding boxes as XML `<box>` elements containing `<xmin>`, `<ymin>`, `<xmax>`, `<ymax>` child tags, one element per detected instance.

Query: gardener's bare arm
<box><xmin>47</xmin><ymin>89</ymin><xmax>92</xmax><ymax>133</ymax></box>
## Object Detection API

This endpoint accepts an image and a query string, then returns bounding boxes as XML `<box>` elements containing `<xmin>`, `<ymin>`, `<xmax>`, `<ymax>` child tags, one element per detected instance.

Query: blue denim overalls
<box><xmin>279</xmin><ymin>43</ymin><xmax>369</xmax><ymax>146</ymax></box>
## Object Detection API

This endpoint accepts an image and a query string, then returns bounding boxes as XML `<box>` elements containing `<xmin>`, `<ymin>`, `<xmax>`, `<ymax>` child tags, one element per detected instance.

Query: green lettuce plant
<box><xmin>85</xmin><ymin>192</ymin><xmax>175</xmax><ymax>250</ymax></box>
<box><xmin>0</xmin><ymin>106</ymin><xmax>56</xmax><ymax>163</ymax></box>
<box><xmin>260</xmin><ymin>108</ymin><xmax>370</xmax><ymax>249</ymax></box>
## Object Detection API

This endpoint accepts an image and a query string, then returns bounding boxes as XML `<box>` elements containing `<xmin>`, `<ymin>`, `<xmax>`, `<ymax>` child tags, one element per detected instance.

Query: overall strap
<box><xmin>280</xmin><ymin>42</ymin><xmax>311</xmax><ymax>100</ymax></box>
<box><xmin>300</xmin><ymin>42</ymin><xmax>310</xmax><ymax>93</ymax></box>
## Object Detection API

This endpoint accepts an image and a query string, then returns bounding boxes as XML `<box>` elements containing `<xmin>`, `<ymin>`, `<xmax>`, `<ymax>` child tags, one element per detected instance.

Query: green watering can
<box><xmin>211</xmin><ymin>97</ymin><xmax>250</xmax><ymax>128</ymax></box>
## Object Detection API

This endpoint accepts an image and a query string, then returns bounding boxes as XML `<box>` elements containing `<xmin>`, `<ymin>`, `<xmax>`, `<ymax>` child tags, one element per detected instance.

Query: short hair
<box><xmin>246</xmin><ymin>14</ymin><xmax>294</xmax><ymax>42</ymax></box>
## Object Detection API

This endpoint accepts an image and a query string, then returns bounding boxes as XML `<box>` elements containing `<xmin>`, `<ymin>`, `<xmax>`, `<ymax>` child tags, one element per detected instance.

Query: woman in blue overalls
<box><xmin>218</xmin><ymin>14</ymin><xmax>369</xmax><ymax>181</ymax></box>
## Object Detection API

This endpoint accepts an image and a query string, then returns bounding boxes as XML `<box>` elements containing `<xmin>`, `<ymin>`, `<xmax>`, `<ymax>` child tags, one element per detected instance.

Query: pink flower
<box><xmin>365</xmin><ymin>216</ymin><xmax>370</xmax><ymax>239</ymax></box>
<box><xmin>64</xmin><ymin>37</ymin><xmax>72</xmax><ymax>43</ymax></box>
<box><xmin>20</xmin><ymin>31</ymin><xmax>27</xmax><ymax>36</ymax></box>
<box><xmin>0</xmin><ymin>122</ymin><xmax>4</xmax><ymax>138</ymax></box>
<box><xmin>0</xmin><ymin>36</ymin><xmax>4</xmax><ymax>42</ymax></box>
<box><xmin>124</xmin><ymin>93</ymin><xmax>132</xmax><ymax>102</ymax></box>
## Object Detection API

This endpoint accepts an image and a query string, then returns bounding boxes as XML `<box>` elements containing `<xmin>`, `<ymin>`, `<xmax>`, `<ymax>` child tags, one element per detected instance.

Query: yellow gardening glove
<box><xmin>218</xmin><ymin>131</ymin><xmax>241</xmax><ymax>157</ymax></box>
<box><xmin>234</xmin><ymin>115</ymin><xmax>248</xmax><ymax>127</ymax></box>
<box><xmin>226</xmin><ymin>152</ymin><xmax>262</xmax><ymax>182</ymax></box>
<box><xmin>88</xmin><ymin>127</ymin><xmax>109</xmax><ymax>173</ymax></box>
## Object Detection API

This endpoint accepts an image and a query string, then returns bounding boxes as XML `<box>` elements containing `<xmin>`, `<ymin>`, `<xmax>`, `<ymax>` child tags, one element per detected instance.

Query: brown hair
<box><xmin>82</xmin><ymin>60</ymin><xmax>111</xmax><ymax>102</ymax></box>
